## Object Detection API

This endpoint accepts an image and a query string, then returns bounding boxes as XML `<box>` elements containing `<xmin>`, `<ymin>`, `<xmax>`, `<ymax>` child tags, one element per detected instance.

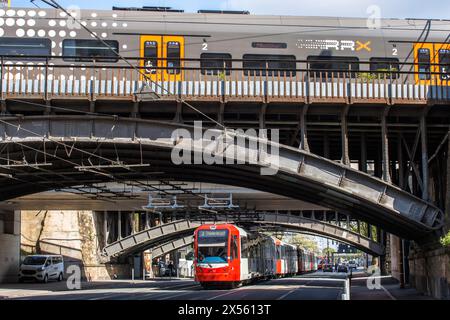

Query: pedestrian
<box><xmin>168</xmin><ymin>261</ymin><xmax>174</xmax><ymax>277</ymax></box>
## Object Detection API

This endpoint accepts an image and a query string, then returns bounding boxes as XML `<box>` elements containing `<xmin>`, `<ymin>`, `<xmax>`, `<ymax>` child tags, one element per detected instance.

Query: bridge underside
<box><xmin>102</xmin><ymin>217</ymin><xmax>384</xmax><ymax>259</ymax></box>
<box><xmin>0</xmin><ymin>117</ymin><xmax>443</xmax><ymax>240</ymax></box>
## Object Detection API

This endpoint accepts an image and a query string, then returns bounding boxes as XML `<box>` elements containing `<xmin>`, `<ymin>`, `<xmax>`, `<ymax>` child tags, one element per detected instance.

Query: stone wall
<box><xmin>0</xmin><ymin>211</ymin><xmax>20</xmax><ymax>283</ymax></box>
<box><xmin>21</xmin><ymin>210</ymin><xmax>130</xmax><ymax>281</ymax></box>
<box><xmin>409</xmin><ymin>247</ymin><xmax>450</xmax><ymax>300</ymax></box>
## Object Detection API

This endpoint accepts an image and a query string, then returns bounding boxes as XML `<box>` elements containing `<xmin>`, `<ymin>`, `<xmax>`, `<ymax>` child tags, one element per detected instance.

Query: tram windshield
<box><xmin>197</xmin><ymin>229</ymin><xmax>229</xmax><ymax>264</ymax></box>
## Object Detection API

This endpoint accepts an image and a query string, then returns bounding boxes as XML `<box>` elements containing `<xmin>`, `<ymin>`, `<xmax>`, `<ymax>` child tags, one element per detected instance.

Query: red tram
<box><xmin>194</xmin><ymin>224</ymin><xmax>317</xmax><ymax>288</ymax></box>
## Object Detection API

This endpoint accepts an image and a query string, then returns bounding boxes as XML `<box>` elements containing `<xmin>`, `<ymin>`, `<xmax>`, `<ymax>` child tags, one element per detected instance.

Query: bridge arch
<box><xmin>101</xmin><ymin>217</ymin><xmax>384</xmax><ymax>259</ymax></box>
<box><xmin>0</xmin><ymin>116</ymin><xmax>444</xmax><ymax>240</ymax></box>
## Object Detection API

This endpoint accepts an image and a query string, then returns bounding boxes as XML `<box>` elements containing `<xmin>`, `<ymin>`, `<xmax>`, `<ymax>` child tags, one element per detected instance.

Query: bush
<box><xmin>440</xmin><ymin>231</ymin><xmax>450</xmax><ymax>247</ymax></box>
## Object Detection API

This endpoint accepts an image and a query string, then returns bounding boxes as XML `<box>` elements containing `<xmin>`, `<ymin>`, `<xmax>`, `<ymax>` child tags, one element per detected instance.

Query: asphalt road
<box><xmin>0</xmin><ymin>271</ymin><xmax>349</xmax><ymax>301</ymax></box>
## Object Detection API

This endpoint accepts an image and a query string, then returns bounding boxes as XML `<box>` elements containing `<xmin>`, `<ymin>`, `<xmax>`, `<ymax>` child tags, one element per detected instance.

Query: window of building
<box><xmin>439</xmin><ymin>49</ymin><xmax>450</xmax><ymax>80</ymax></box>
<box><xmin>370</xmin><ymin>57</ymin><xmax>400</xmax><ymax>79</ymax></box>
<box><xmin>62</xmin><ymin>39</ymin><xmax>119</xmax><ymax>62</ymax></box>
<box><xmin>243</xmin><ymin>54</ymin><xmax>296</xmax><ymax>76</ymax></box>
<box><xmin>200</xmin><ymin>52</ymin><xmax>232</xmax><ymax>75</ymax></box>
<box><xmin>0</xmin><ymin>37</ymin><xmax>51</xmax><ymax>60</ymax></box>
<box><xmin>307</xmin><ymin>55</ymin><xmax>359</xmax><ymax>78</ymax></box>
<box><xmin>166</xmin><ymin>41</ymin><xmax>181</xmax><ymax>74</ymax></box>
<box><xmin>417</xmin><ymin>48</ymin><xmax>431</xmax><ymax>80</ymax></box>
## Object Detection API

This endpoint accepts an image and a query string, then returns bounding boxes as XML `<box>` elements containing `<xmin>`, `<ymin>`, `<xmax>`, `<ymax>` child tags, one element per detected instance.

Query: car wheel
<box><xmin>58</xmin><ymin>273</ymin><xmax>63</xmax><ymax>282</ymax></box>
<box><xmin>43</xmin><ymin>274</ymin><xmax>48</xmax><ymax>283</ymax></box>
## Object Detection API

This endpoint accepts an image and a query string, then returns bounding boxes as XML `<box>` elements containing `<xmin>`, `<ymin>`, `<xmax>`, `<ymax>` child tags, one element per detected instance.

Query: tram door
<box><xmin>140</xmin><ymin>35</ymin><xmax>185</xmax><ymax>82</ymax></box>
<box><xmin>414</xmin><ymin>42</ymin><xmax>450</xmax><ymax>85</ymax></box>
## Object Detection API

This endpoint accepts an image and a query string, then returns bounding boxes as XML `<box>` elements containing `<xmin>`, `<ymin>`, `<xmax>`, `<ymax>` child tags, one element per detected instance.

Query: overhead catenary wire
<box><xmin>33</xmin><ymin>0</ymin><xmax>225</xmax><ymax>130</ymax></box>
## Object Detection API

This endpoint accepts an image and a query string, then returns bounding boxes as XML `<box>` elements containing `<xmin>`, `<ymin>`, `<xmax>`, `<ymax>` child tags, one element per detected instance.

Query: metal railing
<box><xmin>1</xmin><ymin>55</ymin><xmax>449</xmax><ymax>102</ymax></box>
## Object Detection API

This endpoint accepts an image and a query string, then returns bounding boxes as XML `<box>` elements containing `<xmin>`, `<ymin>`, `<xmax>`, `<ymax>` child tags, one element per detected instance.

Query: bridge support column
<box><xmin>0</xmin><ymin>210</ymin><xmax>20</xmax><ymax>283</ymax></box>
<box><xmin>341</xmin><ymin>105</ymin><xmax>350</xmax><ymax>166</ymax></box>
<box><xmin>381</xmin><ymin>108</ymin><xmax>391</xmax><ymax>183</ymax></box>
<box><xmin>420</xmin><ymin>115</ymin><xmax>429</xmax><ymax>201</ymax></box>
<box><xmin>359</xmin><ymin>132</ymin><xmax>368</xmax><ymax>173</ymax></box>
<box><xmin>0</xmin><ymin>100</ymin><xmax>6</xmax><ymax>115</ymax></box>
<box><xmin>117</xmin><ymin>211</ymin><xmax>122</xmax><ymax>240</ymax></box>
<box><xmin>299</xmin><ymin>105</ymin><xmax>309</xmax><ymax>151</ymax></box>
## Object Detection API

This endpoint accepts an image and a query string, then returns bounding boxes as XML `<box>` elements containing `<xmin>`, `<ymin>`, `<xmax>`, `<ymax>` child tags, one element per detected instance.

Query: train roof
<box><xmin>8</xmin><ymin>6</ymin><xmax>450</xmax><ymax>32</ymax></box>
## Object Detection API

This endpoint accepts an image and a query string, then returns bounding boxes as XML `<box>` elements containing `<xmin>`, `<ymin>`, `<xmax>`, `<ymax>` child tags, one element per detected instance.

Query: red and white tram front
<box><xmin>194</xmin><ymin>224</ymin><xmax>240</xmax><ymax>286</ymax></box>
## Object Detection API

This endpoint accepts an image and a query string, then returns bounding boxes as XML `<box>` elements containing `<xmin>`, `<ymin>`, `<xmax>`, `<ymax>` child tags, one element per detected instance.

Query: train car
<box><xmin>297</xmin><ymin>248</ymin><xmax>318</xmax><ymax>273</ymax></box>
<box><xmin>1</xmin><ymin>6</ymin><xmax>450</xmax><ymax>86</ymax></box>
<box><xmin>194</xmin><ymin>224</ymin><xmax>275</xmax><ymax>288</ymax></box>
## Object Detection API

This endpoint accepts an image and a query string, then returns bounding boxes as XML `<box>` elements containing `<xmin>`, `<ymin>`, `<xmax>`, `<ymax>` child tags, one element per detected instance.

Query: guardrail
<box><xmin>1</xmin><ymin>56</ymin><xmax>449</xmax><ymax>103</ymax></box>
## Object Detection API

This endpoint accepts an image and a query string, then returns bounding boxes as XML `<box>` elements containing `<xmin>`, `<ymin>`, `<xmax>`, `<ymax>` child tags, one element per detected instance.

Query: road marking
<box><xmin>207</xmin><ymin>288</ymin><xmax>243</xmax><ymax>300</ymax></box>
<box><xmin>381</xmin><ymin>286</ymin><xmax>397</xmax><ymax>300</ymax></box>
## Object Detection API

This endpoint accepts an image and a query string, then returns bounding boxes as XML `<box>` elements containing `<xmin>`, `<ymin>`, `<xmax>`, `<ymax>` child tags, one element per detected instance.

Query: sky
<box><xmin>7</xmin><ymin>0</ymin><xmax>450</xmax><ymax>19</ymax></box>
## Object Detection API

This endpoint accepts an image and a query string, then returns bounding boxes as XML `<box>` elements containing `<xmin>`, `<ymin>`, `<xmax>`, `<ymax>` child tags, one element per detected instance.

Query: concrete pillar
<box><xmin>103</xmin><ymin>211</ymin><xmax>108</xmax><ymax>246</ymax></box>
<box><xmin>323</xmin><ymin>133</ymin><xmax>330</xmax><ymax>159</ymax></box>
<box><xmin>0</xmin><ymin>210</ymin><xmax>20</xmax><ymax>283</ymax></box>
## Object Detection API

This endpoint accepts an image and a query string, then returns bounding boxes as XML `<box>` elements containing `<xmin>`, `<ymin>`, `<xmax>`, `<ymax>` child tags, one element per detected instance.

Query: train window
<box><xmin>370</xmin><ymin>57</ymin><xmax>400</xmax><ymax>79</ymax></box>
<box><xmin>0</xmin><ymin>37</ymin><xmax>51</xmax><ymax>61</ymax></box>
<box><xmin>144</xmin><ymin>40</ymin><xmax>158</xmax><ymax>75</ymax></box>
<box><xmin>167</xmin><ymin>41</ymin><xmax>180</xmax><ymax>75</ymax></box>
<box><xmin>240</xmin><ymin>236</ymin><xmax>248</xmax><ymax>259</ymax></box>
<box><xmin>417</xmin><ymin>48</ymin><xmax>431</xmax><ymax>80</ymax></box>
<box><xmin>62</xmin><ymin>39</ymin><xmax>119</xmax><ymax>62</ymax></box>
<box><xmin>251</xmin><ymin>42</ymin><xmax>287</xmax><ymax>49</ymax></box>
<box><xmin>307</xmin><ymin>55</ymin><xmax>359</xmax><ymax>78</ymax></box>
<box><xmin>231</xmin><ymin>235</ymin><xmax>238</xmax><ymax>260</ymax></box>
<box><xmin>200</xmin><ymin>53</ymin><xmax>232</xmax><ymax>75</ymax></box>
<box><xmin>243</xmin><ymin>54</ymin><xmax>296</xmax><ymax>77</ymax></box>
<box><xmin>438</xmin><ymin>49</ymin><xmax>450</xmax><ymax>80</ymax></box>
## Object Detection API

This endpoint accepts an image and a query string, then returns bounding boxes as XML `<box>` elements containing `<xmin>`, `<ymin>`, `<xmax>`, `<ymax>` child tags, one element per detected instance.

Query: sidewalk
<box><xmin>350</xmin><ymin>274</ymin><xmax>435</xmax><ymax>300</ymax></box>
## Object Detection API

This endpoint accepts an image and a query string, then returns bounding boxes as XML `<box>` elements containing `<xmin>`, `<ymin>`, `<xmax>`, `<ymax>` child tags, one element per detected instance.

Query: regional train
<box><xmin>193</xmin><ymin>224</ymin><xmax>317</xmax><ymax>288</ymax></box>
<box><xmin>1</xmin><ymin>6</ymin><xmax>450</xmax><ymax>85</ymax></box>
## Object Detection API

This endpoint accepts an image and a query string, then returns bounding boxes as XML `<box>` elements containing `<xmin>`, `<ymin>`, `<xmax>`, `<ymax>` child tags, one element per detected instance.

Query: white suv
<box><xmin>19</xmin><ymin>255</ymin><xmax>64</xmax><ymax>283</ymax></box>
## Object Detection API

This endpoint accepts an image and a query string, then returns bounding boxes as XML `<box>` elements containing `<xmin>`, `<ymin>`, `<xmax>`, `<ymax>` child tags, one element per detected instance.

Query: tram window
<box><xmin>243</xmin><ymin>54</ymin><xmax>296</xmax><ymax>77</ymax></box>
<box><xmin>0</xmin><ymin>37</ymin><xmax>51</xmax><ymax>61</ymax></box>
<box><xmin>370</xmin><ymin>57</ymin><xmax>400</xmax><ymax>79</ymax></box>
<box><xmin>200</xmin><ymin>53</ymin><xmax>232</xmax><ymax>75</ymax></box>
<box><xmin>167</xmin><ymin>41</ymin><xmax>181</xmax><ymax>75</ymax></box>
<box><xmin>240</xmin><ymin>236</ymin><xmax>248</xmax><ymax>258</ymax></box>
<box><xmin>231</xmin><ymin>235</ymin><xmax>238</xmax><ymax>260</ymax></box>
<box><xmin>439</xmin><ymin>49</ymin><xmax>450</xmax><ymax>80</ymax></box>
<box><xmin>307</xmin><ymin>56</ymin><xmax>359</xmax><ymax>78</ymax></box>
<box><xmin>143</xmin><ymin>41</ymin><xmax>158</xmax><ymax>75</ymax></box>
<box><xmin>417</xmin><ymin>48</ymin><xmax>431</xmax><ymax>80</ymax></box>
<box><xmin>62</xmin><ymin>39</ymin><xmax>119</xmax><ymax>62</ymax></box>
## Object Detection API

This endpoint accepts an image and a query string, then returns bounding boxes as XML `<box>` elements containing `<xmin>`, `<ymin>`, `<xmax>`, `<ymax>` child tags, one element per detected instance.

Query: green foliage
<box><xmin>290</xmin><ymin>234</ymin><xmax>319</xmax><ymax>253</ymax></box>
<box><xmin>440</xmin><ymin>231</ymin><xmax>450</xmax><ymax>247</ymax></box>
<box><xmin>322</xmin><ymin>247</ymin><xmax>337</xmax><ymax>257</ymax></box>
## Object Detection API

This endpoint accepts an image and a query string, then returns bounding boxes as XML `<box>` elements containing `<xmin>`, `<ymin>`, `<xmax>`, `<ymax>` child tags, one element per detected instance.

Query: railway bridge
<box><xmin>1</xmin><ymin>60</ymin><xmax>449</xmax><ymax>299</ymax></box>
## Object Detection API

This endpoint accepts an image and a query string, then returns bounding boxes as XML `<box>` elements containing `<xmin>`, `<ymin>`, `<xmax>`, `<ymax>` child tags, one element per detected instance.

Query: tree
<box><xmin>289</xmin><ymin>234</ymin><xmax>319</xmax><ymax>254</ymax></box>
<box><xmin>322</xmin><ymin>247</ymin><xmax>337</xmax><ymax>257</ymax></box>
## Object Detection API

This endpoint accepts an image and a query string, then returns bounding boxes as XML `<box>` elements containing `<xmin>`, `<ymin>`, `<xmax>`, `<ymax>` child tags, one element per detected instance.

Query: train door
<box><xmin>414</xmin><ymin>42</ymin><xmax>450</xmax><ymax>85</ymax></box>
<box><xmin>140</xmin><ymin>35</ymin><xmax>185</xmax><ymax>82</ymax></box>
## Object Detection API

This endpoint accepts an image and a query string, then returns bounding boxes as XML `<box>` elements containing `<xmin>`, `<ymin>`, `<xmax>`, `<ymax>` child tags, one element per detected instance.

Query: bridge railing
<box><xmin>1</xmin><ymin>56</ymin><xmax>449</xmax><ymax>102</ymax></box>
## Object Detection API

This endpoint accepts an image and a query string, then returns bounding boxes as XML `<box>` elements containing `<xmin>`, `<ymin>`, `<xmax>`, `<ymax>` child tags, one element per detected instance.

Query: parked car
<box><xmin>337</xmin><ymin>264</ymin><xmax>348</xmax><ymax>273</ymax></box>
<box><xmin>19</xmin><ymin>255</ymin><xmax>64</xmax><ymax>283</ymax></box>
<box><xmin>323</xmin><ymin>264</ymin><xmax>333</xmax><ymax>272</ymax></box>
<box><xmin>348</xmin><ymin>260</ymin><xmax>357</xmax><ymax>270</ymax></box>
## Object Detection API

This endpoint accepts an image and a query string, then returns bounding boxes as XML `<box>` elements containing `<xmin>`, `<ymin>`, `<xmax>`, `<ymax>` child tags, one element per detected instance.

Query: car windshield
<box><xmin>23</xmin><ymin>256</ymin><xmax>47</xmax><ymax>265</ymax></box>
<box><xmin>197</xmin><ymin>229</ymin><xmax>229</xmax><ymax>264</ymax></box>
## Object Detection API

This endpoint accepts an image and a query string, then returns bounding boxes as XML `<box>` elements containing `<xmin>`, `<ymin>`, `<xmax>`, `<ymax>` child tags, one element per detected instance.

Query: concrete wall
<box><xmin>21</xmin><ymin>210</ymin><xmax>130</xmax><ymax>281</ymax></box>
<box><xmin>409</xmin><ymin>247</ymin><xmax>450</xmax><ymax>300</ymax></box>
<box><xmin>0</xmin><ymin>211</ymin><xmax>20</xmax><ymax>283</ymax></box>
